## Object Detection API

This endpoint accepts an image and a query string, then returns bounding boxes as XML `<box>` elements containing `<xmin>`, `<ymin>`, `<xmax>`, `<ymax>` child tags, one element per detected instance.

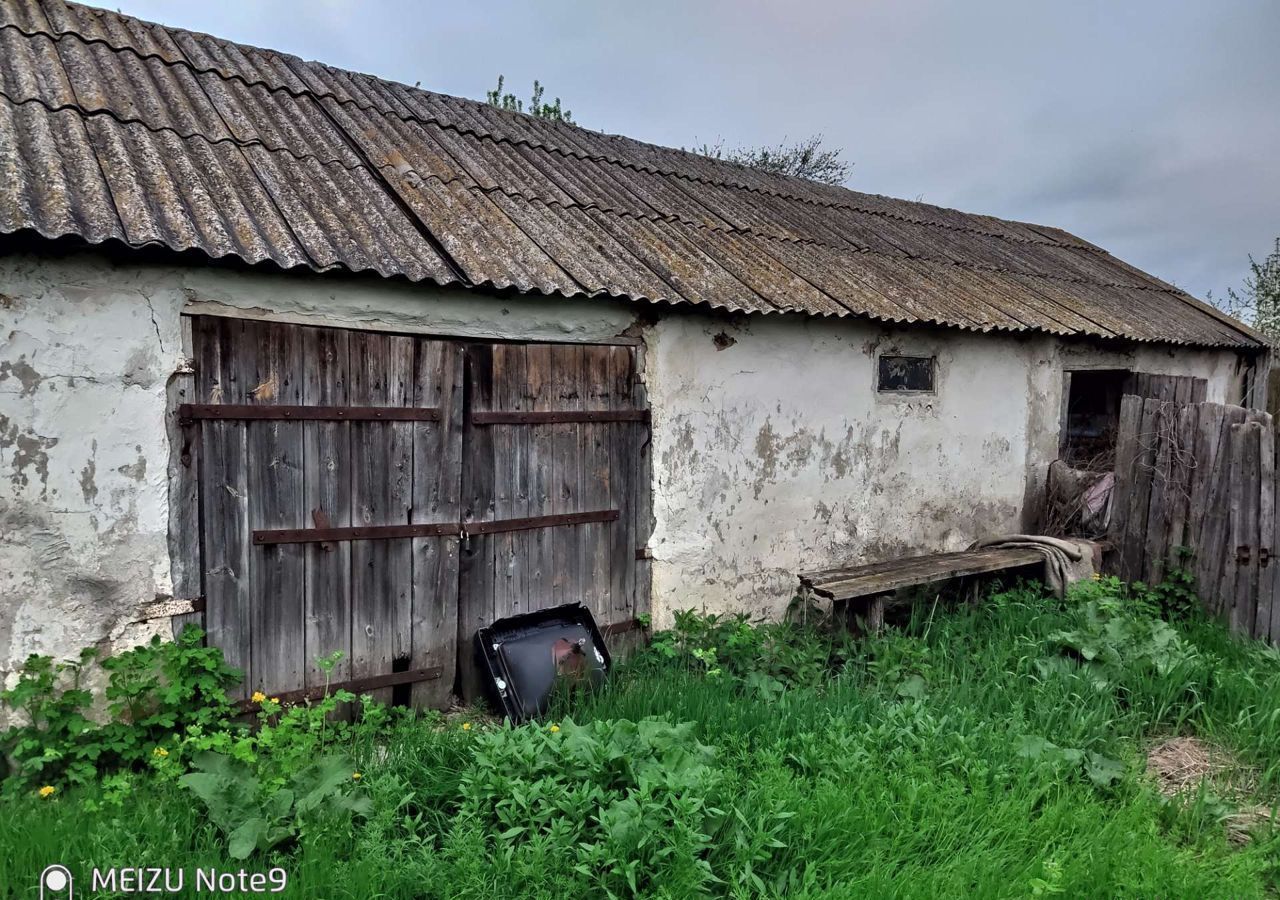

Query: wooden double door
<box><xmin>188</xmin><ymin>316</ymin><xmax>648</xmax><ymax>704</ymax></box>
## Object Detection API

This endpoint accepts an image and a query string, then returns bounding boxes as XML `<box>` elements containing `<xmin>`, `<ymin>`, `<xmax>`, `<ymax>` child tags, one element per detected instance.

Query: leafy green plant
<box><xmin>1133</xmin><ymin>563</ymin><xmax>1201</xmax><ymax>622</ymax></box>
<box><xmin>101</xmin><ymin>626</ymin><xmax>239</xmax><ymax>728</ymax></box>
<box><xmin>160</xmin><ymin>651</ymin><xmax>409</xmax><ymax>788</ymax></box>
<box><xmin>179</xmin><ymin>751</ymin><xmax>371</xmax><ymax>859</ymax></box>
<box><xmin>1067</xmin><ymin>568</ymin><xmax>1200</xmax><ymax>624</ymax></box>
<box><xmin>864</xmin><ymin>630</ymin><xmax>937</xmax><ymax>701</ymax></box>
<box><xmin>0</xmin><ymin>627</ymin><xmax>241</xmax><ymax>788</ymax></box>
<box><xmin>1016</xmin><ymin>735</ymin><xmax>1127</xmax><ymax>789</ymax></box>
<box><xmin>643</xmin><ymin>609</ymin><xmax>854</xmax><ymax>699</ymax></box>
<box><xmin>1038</xmin><ymin>575</ymin><xmax>1201</xmax><ymax>695</ymax></box>
<box><xmin>0</xmin><ymin>649</ymin><xmax>98</xmax><ymax>785</ymax></box>
<box><xmin>460</xmin><ymin>717</ymin><xmax>724</xmax><ymax>896</ymax></box>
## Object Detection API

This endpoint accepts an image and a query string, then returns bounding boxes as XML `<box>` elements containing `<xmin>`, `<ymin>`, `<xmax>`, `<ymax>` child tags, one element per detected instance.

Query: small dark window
<box><xmin>878</xmin><ymin>355</ymin><xmax>935</xmax><ymax>392</ymax></box>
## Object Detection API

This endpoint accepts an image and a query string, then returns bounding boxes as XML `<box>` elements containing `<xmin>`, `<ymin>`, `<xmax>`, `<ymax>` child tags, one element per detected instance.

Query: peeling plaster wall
<box><xmin>176</xmin><ymin>264</ymin><xmax>636</xmax><ymax>344</ymax></box>
<box><xmin>0</xmin><ymin>249</ymin><xmax>1259</xmax><ymax>692</ymax></box>
<box><xmin>642</xmin><ymin>314</ymin><xmax>1254</xmax><ymax>624</ymax></box>
<box><xmin>0</xmin><ymin>250</ymin><xmax>635</xmax><ymax>707</ymax></box>
<box><xmin>1</xmin><ymin>255</ymin><xmax>180</xmax><ymax>703</ymax></box>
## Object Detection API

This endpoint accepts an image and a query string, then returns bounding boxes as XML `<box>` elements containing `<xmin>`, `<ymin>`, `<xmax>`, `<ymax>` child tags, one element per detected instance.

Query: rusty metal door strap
<box><xmin>470</xmin><ymin>409</ymin><xmax>649</xmax><ymax>425</ymax></box>
<box><xmin>234</xmin><ymin>666</ymin><xmax>444</xmax><ymax>711</ymax></box>
<box><xmin>253</xmin><ymin>508</ymin><xmax>621</xmax><ymax>545</ymax></box>
<box><xmin>178</xmin><ymin>403</ymin><xmax>441</xmax><ymax>423</ymax></box>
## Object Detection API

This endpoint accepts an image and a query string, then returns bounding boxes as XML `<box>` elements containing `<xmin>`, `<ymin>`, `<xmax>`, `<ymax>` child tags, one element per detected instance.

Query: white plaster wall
<box><xmin>0</xmin><ymin>251</ymin><xmax>636</xmax><ymax>701</ymax></box>
<box><xmin>642</xmin><ymin>315</ymin><xmax>1254</xmax><ymax>624</ymax></box>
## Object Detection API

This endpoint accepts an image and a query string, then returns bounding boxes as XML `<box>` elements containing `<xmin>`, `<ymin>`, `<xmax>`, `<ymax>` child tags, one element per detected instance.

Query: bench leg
<box><xmin>867</xmin><ymin>595</ymin><xmax>886</xmax><ymax>634</ymax></box>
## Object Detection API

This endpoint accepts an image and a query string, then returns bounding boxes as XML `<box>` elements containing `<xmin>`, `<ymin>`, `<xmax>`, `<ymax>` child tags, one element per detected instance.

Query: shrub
<box><xmin>1</xmin><ymin>631</ymin><xmax>404</xmax><ymax>797</ymax></box>
<box><xmin>0</xmin><ymin>626</ymin><xmax>240</xmax><ymax>788</ymax></box>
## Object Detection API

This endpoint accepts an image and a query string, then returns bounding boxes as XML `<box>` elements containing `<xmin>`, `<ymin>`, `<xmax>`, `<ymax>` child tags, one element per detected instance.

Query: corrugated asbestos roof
<box><xmin>0</xmin><ymin>0</ymin><xmax>1264</xmax><ymax>348</ymax></box>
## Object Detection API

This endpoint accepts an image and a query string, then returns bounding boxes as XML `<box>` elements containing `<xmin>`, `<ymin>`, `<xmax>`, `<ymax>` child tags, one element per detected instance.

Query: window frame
<box><xmin>876</xmin><ymin>353</ymin><xmax>937</xmax><ymax>395</ymax></box>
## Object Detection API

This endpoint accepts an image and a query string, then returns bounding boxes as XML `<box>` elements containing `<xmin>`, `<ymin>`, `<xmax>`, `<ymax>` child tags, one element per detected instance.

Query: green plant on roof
<box><xmin>486</xmin><ymin>75</ymin><xmax>573</xmax><ymax>123</ymax></box>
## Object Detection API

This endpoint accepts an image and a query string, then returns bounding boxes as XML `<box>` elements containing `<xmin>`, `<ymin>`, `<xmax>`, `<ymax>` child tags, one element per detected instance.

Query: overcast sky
<box><xmin>94</xmin><ymin>0</ymin><xmax>1278</xmax><ymax>303</ymax></box>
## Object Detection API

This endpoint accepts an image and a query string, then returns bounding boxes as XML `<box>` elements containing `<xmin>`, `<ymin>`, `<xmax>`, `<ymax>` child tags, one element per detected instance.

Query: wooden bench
<box><xmin>799</xmin><ymin>547</ymin><xmax>1045</xmax><ymax>631</ymax></box>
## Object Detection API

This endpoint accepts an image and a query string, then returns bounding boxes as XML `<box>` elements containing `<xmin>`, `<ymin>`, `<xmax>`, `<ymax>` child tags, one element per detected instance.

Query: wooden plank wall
<box><xmin>457</xmin><ymin>344</ymin><xmax>495</xmax><ymax>701</ymax></box>
<box><xmin>301</xmin><ymin>325</ymin><xmax>352</xmax><ymax>705</ymax></box>
<box><xmin>193</xmin><ymin>317</ymin><xmax>461</xmax><ymax>702</ymax></box>
<box><xmin>190</xmin><ymin>318</ymin><xmax>649</xmax><ymax>704</ymax></box>
<box><xmin>246</xmin><ymin>322</ymin><xmax>306</xmax><ymax>700</ymax></box>
<box><xmin>457</xmin><ymin>342</ymin><xmax>649</xmax><ymax>697</ymax></box>
<box><xmin>348</xmin><ymin>332</ymin><xmax>415</xmax><ymax>706</ymax></box>
<box><xmin>1126</xmin><ymin>373</ymin><xmax>1208</xmax><ymax>405</ymax></box>
<box><xmin>1109</xmin><ymin>392</ymin><xmax>1278</xmax><ymax>643</ymax></box>
<box><xmin>410</xmin><ymin>342</ymin><xmax>462</xmax><ymax>709</ymax></box>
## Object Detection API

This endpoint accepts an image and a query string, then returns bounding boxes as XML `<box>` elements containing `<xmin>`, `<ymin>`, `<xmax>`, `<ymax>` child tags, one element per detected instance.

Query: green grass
<box><xmin>5</xmin><ymin>583</ymin><xmax>1280</xmax><ymax>898</ymax></box>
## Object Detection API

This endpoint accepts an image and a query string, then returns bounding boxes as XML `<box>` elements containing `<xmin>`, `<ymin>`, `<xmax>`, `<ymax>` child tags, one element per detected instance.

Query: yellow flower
<box><xmin>269</xmin><ymin>697</ymin><xmax>280</xmax><ymax>705</ymax></box>
<box><xmin>352</xmin><ymin>772</ymin><xmax>362</xmax><ymax>781</ymax></box>
<box><xmin>38</xmin><ymin>785</ymin><xmax>56</xmax><ymax>798</ymax></box>
<box><xmin>153</xmin><ymin>747</ymin><xmax>169</xmax><ymax>758</ymax></box>
<box><xmin>461</xmin><ymin>722</ymin><xmax>472</xmax><ymax>731</ymax></box>
<box><xmin>1092</xmin><ymin>573</ymin><xmax>1102</xmax><ymax>581</ymax></box>
<box><xmin>549</xmin><ymin>724</ymin><xmax>561</xmax><ymax>733</ymax></box>
<box><xmin>251</xmin><ymin>691</ymin><xmax>267</xmax><ymax>703</ymax></box>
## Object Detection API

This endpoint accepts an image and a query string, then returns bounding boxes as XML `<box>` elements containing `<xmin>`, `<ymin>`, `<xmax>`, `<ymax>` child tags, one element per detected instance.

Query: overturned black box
<box><xmin>475</xmin><ymin>603</ymin><xmax>612</xmax><ymax>723</ymax></box>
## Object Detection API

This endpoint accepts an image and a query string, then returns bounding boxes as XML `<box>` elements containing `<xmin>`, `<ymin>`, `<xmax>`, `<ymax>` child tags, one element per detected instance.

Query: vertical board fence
<box><xmin>1109</xmin><ymin>394</ymin><xmax>1278</xmax><ymax>642</ymax></box>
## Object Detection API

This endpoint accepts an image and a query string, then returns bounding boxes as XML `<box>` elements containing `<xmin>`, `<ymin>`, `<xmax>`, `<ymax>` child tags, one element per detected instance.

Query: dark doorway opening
<box><xmin>1061</xmin><ymin>369</ymin><xmax>1129</xmax><ymax>470</ymax></box>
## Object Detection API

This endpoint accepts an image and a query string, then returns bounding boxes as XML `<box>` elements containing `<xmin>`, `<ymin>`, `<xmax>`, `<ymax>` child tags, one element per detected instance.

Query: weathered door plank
<box><xmin>551</xmin><ymin>344</ymin><xmax>585</xmax><ymax>609</ymax></box>
<box><xmin>1142</xmin><ymin>399</ymin><xmax>1175</xmax><ymax>584</ymax></box>
<box><xmin>245</xmin><ymin>321</ymin><xmax>307</xmax><ymax>698</ymax></box>
<box><xmin>301</xmin><ymin>324</ymin><xmax>352</xmax><ymax>699</ymax></box>
<box><xmin>580</xmin><ymin>345</ymin><xmax>612</xmax><ymax>619</ymax></box>
<box><xmin>197</xmin><ymin>316</ymin><xmax>252</xmax><ymax>699</ymax></box>
<box><xmin>349</xmin><ymin>332</ymin><xmax>414</xmax><ymax>705</ymax></box>
<box><xmin>410</xmin><ymin>339</ymin><xmax>461</xmax><ymax>708</ymax></box>
<box><xmin>607</xmin><ymin>345</ymin><xmax>635</xmax><ymax>632</ymax></box>
<box><xmin>1108</xmin><ymin>395</ymin><xmax>1141</xmax><ymax>577</ymax></box>
<box><xmin>458</xmin><ymin>344</ymin><xmax>496</xmax><ymax>700</ymax></box>
<box><xmin>526</xmin><ymin>343</ymin><xmax>556</xmax><ymax>616</ymax></box>
<box><xmin>168</xmin><ymin>316</ymin><xmax>203</xmax><ymax>638</ymax></box>
<box><xmin>1121</xmin><ymin>398</ymin><xmax>1160</xmax><ymax>581</ymax></box>
<box><xmin>1255</xmin><ymin>425</ymin><xmax>1276</xmax><ymax>640</ymax></box>
<box><xmin>492</xmin><ymin>344</ymin><xmax>527</xmax><ymax>622</ymax></box>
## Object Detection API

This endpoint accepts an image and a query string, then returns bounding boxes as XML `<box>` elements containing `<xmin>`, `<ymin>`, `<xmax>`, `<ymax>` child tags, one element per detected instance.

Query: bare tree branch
<box><xmin>691</xmin><ymin>134</ymin><xmax>852</xmax><ymax>186</ymax></box>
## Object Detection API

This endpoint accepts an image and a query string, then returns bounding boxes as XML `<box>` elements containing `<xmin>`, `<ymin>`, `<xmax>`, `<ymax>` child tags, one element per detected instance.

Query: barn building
<box><xmin>0</xmin><ymin>0</ymin><xmax>1268</xmax><ymax>703</ymax></box>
